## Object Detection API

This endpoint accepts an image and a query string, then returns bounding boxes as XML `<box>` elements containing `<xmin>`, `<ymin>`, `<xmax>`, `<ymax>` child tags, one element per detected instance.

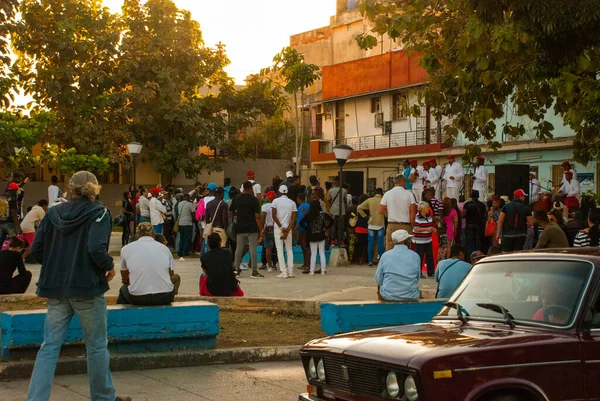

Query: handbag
<box><xmin>173</xmin><ymin>205</ymin><xmax>182</xmax><ymax>233</ymax></box>
<box><xmin>484</xmin><ymin>219</ymin><xmax>497</xmax><ymax>237</ymax></box>
<box><xmin>203</xmin><ymin>201</ymin><xmax>223</xmax><ymax>239</ymax></box>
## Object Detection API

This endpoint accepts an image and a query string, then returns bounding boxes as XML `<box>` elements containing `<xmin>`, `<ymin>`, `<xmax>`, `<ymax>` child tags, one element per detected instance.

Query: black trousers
<box><xmin>0</xmin><ymin>271</ymin><xmax>32</xmax><ymax>295</ymax></box>
<box><xmin>117</xmin><ymin>284</ymin><xmax>175</xmax><ymax>306</ymax></box>
<box><xmin>415</xmin><ymin>242</ymin><xmax>435</xmax><ymax>276</ymax></box>
<box><xmin>464</xmin><ymin>224</ymin><xmax>483</xmax><ymax>262</ymax></box>
<box><xmin>502</xmin><ymin>236</ymin><xmax>526</xmax><ymax>253</ymax></box>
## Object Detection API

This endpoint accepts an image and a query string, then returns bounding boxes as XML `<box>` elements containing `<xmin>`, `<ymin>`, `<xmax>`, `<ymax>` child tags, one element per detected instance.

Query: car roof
<box><xmin>477</xmin><ymin>247</ymin><xmax>600</xmax><ymax>266</ymax></box>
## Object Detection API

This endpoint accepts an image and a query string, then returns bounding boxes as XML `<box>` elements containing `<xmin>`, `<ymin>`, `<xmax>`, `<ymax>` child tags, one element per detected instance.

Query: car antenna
<box><xmin>444</xmin><ymin>301</ymin><xmax>468</xmax><ymax>325</ymax></box>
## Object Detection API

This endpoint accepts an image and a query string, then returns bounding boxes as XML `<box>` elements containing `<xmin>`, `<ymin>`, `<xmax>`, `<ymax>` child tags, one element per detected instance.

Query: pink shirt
<box><xmin>444</xmin><ymin>209</ymin><xmax>458</xmax><ymax>241</ymax></box>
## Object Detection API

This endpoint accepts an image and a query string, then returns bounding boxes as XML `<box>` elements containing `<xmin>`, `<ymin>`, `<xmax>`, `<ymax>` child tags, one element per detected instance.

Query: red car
<box><xmin>299</xmin><ymin>249</ymin><xmax>600</xmax><ymax>401</ymax></box>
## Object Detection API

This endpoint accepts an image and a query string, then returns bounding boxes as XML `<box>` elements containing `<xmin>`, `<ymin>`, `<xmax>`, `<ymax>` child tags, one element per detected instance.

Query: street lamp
<box><xmin>332</xmin><ymin>144</ymin><xmax>353</xmax><ymax>246</ymax></box>
<box><xmin>127</xmin><ymin>142</ymin><xmax>143</xmax><ymax>236</ymax></box>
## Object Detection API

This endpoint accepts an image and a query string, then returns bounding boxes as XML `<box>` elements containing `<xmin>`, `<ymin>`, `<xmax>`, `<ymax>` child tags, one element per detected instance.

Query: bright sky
<box><xmin>103</xmin><ymin>0</ymin><xmax>336</xmax><ymax>84</ymax></box>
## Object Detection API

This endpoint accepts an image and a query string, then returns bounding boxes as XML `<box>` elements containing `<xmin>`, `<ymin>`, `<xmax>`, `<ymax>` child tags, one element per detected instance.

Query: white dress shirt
<box><xmin>120</xmin><ymin>237</ymin><xmax>175</xmax><ymax>296</ymax></box>
<box><xmin>427</xmin><ymin>167</ymin><xmax>440</xmax><ymax>187</ymax></box>
<box><xmin>560</xmin><ymin>179</ymin><xmax>581</xmax><ymax>200</ymax></box>
<box><xmin>472</xmin><ymin>165</ymin><xmax>488</xmax><ymax>193</ymax></box>
<box><xmin>149</xmin><ymin>197</ymin><xmax>167</xmax><ymax>225</ymax></box>
<box><xmin>529</xmin><ymin>179</ymin><xmax>541</xmax><ymax>203</ymax></box>
<box><xmin>380</xmin><ymin>186</ymin><xmax>416</xmax><ymax>223</ymax></box>
<box><xmin>271</xmin><ymin>195</ymin><xmax>298</xmax><ymax>229</ymax></box>
<box><xmin>444</xmin><ymin>162</ymin><xmax>465</xmax><ymax>188</ymax></box>
<box><xmin>410</xmin><ymin>166</ymin><xmax>427</xmax><ymax>191</ymax></box>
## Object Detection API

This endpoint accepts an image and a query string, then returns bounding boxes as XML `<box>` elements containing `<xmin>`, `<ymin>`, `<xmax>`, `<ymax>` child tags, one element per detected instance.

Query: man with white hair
<box><xmin>374</xmin><ymin>229</ymin><xmax>421</xmax><ymax>301</ymax></box>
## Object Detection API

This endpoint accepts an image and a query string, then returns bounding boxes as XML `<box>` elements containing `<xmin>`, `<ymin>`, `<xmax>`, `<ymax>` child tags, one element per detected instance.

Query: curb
<box><xmin>0</xmin><ymin>346</ymin><xmax>301</xmax><ymax>380</ymax></box>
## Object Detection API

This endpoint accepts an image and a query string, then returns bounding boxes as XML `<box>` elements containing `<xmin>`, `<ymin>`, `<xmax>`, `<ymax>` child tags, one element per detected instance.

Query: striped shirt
<box><xmin>430</xmin><ymin>197</ymin><xmax>443</xmax><ymax>219</ymax></box>
<box><xmin>413</xmin><ymin>213</ymin><xmax>434</xmax><ymax>244</ymax></box>
<box><xmin>574</xmin><ymin>229</ymin><xmax>599</xmax><ymax>247</ymax></box>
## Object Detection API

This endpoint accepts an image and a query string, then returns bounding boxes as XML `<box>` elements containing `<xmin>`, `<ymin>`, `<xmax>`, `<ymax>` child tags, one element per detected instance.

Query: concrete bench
<box><xmin>0</xmin><ymin>301</ymin><xmax>219</xmax><ymax>360</ymax></box>
<box><xmin>320</xmin><ymin>300</ymin><xmax>445</xmax><ymax>336</ymax></box>
<box><xmin>242</xmin><ymin>245</ymin><xmax>331</xmax><ymax>265</ymax></box>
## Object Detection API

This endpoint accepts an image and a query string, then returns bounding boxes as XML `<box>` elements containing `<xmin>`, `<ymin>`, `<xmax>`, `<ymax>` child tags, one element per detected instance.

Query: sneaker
<box><xmin>259</xmin><ymin>265</ymin><xmax>268</xmax><ymax>270</ymax></box>
<box><xmin>179</xmin><ymin>257</ymin><xmax>186</xmax><ymax>261</ymax></box>
<box><xmin>314</xmin><ymin>269</ymin><xmax>322</xmax><ymax>274</ymax></box>
<box><xmin>239</xmin><ymin>263</ymin><xmax>249</xmax><ymax>271</ymax></box>
<box><xmin>251</xmin><ymin>272</ymin><xmax>264</xmax><ymax>279</ymax></box>
<box><xmin>267</xmin><ymin>267</ymin><xmax>274</xmax><ymax>272</ymax></box>
<box><xmin>309</xmin><ymin>272</ymin><xmax>315</xmax><ymax>276</ymax></box>
<box><xmin>288</xmin><ymin>273</ymin><xmax>296</xmax><ymax>278</ymax></box>
<box><xmin>302</xmin><ymin>269</ymin><xmax>310</xmax><ymax>274</ymax></box>
<box><xmin>321</xmin><ymin>271</ymin><xmax>326</xmax><ymax>275</ymax></box>
<box><xmin>368</xmin><ymin>262</ymin><xmax>374</xmax><ymax>267</ymax></box>
<box><xmin>276</xmin><ymin>273</ymin><xmax>288</xmax><ymax>278</ymax></box>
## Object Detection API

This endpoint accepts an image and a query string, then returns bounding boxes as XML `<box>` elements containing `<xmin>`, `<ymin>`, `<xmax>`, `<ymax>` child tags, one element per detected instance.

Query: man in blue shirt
<box><xmin>434</xmin><ymin>246</ymin><xmax>473</xmax><ymax>298</ymax></box>
<box><xmin>402</xmin><ymin>159</ymin><xmax>413</xmax><ymax>191</ymax></box>
<box><xmin>375</xmin><ymin>229</ymin><xmax>421</xmax><ymax>301</ymax></box>
<box><xmin>297</xmin><ymin>193</ymin><xmax>311</xmax><ymax>272</ymax></box>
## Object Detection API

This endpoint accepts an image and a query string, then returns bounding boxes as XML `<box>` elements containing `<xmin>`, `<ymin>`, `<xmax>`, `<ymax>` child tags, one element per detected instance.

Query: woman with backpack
<box><xmin>300</xmin><ymin>200</ymin><xmax>335</xmax><ymax>275</ymax></box>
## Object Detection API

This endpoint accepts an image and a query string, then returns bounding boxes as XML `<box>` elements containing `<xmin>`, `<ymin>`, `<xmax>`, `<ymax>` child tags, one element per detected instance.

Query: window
<box><xmin>367</xmin><ymin>178</ymin><xmax>377</xmax><ymax>196</ymax></box>
<box><xmin>370</xmin><ymin>97</ymin><xmax>381</xmax><ymax>113</ymax></box>
<box><xmin>552</xmin><ymin>164</ymin><xmax>563</xmax><ymax>193</ymax></box>
<box><xmin>392</xmin><ymin>93</ymin><xmax>408</xmax><ymax>121</ymax></box>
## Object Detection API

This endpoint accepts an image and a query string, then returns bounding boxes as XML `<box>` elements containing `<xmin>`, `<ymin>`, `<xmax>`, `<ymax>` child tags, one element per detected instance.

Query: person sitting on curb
<box><xmin>434</xmin><ymin>245</ymin><xmax>472</xmax><ymax>298</ymax></box>
<box><xmin>375</xmin><ymin>229</ymin><xmax>421</xmax><ymax>301</ymax></box>
<box><xmin>118</xmin><ymin>222</ymin><xmax>181</xmax><ymax>305</ymax></box>
<box><xmin>200</xmin><ymin>233</ymin><xmax>244</xmax><ymax>296</ymax></box>
<box><xmin>0</xmin><ymin>236</ymin><xmax>32</xmax><ymax>294</ymax></box>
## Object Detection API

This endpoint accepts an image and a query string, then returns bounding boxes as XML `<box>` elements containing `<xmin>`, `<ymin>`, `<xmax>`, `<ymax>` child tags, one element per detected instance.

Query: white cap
<box><xmin>529</xmin><ymin>172</ymin><xmax>536</xmax><ymax>177</ymax></box>
<box><xmin>147</xmin><ymin>193</ymin><xmax>153</xmax><ymax>198</ymax></box>
<box><xmin>391</xmin><ymin>229</ymin><xmax>413</xmax><ymax>243</ymax></box>
<box><xmin>286</xmin><ymin>171</ymin><xmax>294</xmax><ymax>178</ymax></box>
<box><xmin>279</xmin><ymin>184</ymin><xmax>288</xmax><ymax>194</ymax></box>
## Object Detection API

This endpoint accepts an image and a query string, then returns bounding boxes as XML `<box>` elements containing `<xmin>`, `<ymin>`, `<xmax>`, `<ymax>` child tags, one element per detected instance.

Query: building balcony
<box><xmin>311</xmin><ymin>129</ymin><xmax>451</xmax><ymax>163</ymax></box>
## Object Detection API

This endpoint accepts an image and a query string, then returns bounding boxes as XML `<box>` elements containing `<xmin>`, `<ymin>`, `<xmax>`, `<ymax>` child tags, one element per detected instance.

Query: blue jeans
<box><xmin>368</xmin><ymin>228</ymin><xmax>385</xmax><ymax>263</ymax></box>
<box><xmin>153</xmin><ymin>223</ymin><xmax>163</xmax><ymax>234</ymax></box>
<box><xmin>28</xmin><ymin>296</ymin><xmax>115</xmax><ymax>401</ymax></box>
<box><xmin>138</xmin><ymin>216</ymin><xmax>150</xmax><ymax>223</ymax></box>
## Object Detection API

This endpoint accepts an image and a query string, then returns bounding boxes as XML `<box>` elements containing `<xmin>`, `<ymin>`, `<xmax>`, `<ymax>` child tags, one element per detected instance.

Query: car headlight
<box><xmin>386</xmin><ymin>371</ymin><xmax>400</xmax><ymax>398</ymax></box>
<box><xmin>317</xmin><ymin>358</ymin><xmax>326</xmax><ymax>381</ymax></box>
<box><xmin>308</xmin><ymin>357</ymin><xmax>317</xmax><ymax>379</ymax></box>
<box><xmin>404</xmin><ymin>375</ymin><xmax>419</xmax><ymax>401</ymax></box>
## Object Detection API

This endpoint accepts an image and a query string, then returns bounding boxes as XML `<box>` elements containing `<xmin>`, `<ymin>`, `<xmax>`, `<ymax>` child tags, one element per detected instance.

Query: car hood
<box><xmin>302</xmin><ymin>322</ymin><xmax>572</xmax><ymax>368</ymax></box>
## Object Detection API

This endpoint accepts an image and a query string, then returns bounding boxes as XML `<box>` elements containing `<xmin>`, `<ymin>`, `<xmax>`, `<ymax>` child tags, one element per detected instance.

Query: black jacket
<box><xmin>31</xmin><ymin>198</ymin><xmax>114</xmax><ymax>298</ymax></box>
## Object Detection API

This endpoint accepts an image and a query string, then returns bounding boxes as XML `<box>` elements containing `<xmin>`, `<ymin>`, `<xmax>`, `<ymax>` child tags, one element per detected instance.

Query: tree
<box><xmin>357</xmin><ymin>0</ymin><xmax>600</xmax><ymax>164</ymax></box>
<box><xmin>262</xmin><ymin>47</ymin><xmax>319</xmax><ymax>174</ymax></box>
<box><xmin>115</xmin><ymin>0</ymin><xmax>232</xmax><ymax>182</ymax></box>
<box><xmin>240</xmin><ymin>116</ymin><xmax>296</xmax><ymax>160</ymax></box>
<box><xmin>0</xmin><ymin>0</ymin><xmax>17</xmax><ymax>108</ymax></box>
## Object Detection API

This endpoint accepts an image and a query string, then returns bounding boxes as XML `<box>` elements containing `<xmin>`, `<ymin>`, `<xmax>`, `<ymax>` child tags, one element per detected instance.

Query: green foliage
<box><xmin>53</xmin><ymin>148</ymin><xmax>111</xmax><ymax>176</ymax></box>
<box><xmin>240</xmin><ymin>116</ymin><xmax>296</xmax><ymax>160</ymax></box>
<box><xmin>357</xmin><ymin>0</ymin><xmax>600</xmax><ymax>165</ymax></box>
<box><xmin>0</xmin><ymin>0</ymin><xmax>17</xmax><ymax>108</ymax></box>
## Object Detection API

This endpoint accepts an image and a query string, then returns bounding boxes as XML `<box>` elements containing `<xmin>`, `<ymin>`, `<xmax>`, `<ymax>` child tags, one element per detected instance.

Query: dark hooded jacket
<box><xmin>31</xmin><ymin>197</ymin><xmax>113</xmax><ymax>298</ymax></box>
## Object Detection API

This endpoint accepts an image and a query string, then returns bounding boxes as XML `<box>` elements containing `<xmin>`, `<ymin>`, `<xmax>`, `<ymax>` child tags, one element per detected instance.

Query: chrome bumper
<box><xmin>298</xmin><ymin>393</ymin><xmax>324</xmax><ymax>401</ymax></box>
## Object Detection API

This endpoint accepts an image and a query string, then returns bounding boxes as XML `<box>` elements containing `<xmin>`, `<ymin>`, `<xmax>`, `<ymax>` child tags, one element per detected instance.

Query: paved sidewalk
<box><xmin>1</xmin><ymin>361</ymin><xmax>306</xmax><ymax>401</ymax></box>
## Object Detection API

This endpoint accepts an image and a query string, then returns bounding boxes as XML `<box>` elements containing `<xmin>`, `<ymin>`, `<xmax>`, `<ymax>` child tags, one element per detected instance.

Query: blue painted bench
<box><xmin>320</xmin><ymin>300</ymin><xmax>445</xmax><ymax>336</ymax></box>
<box><xmin>242</xmin><ymin>245</ymin><xmax>331</xmax><ymax>264</ymax></box>
<box><xmin>0</xmin><ymin>301</ymin><xmax>219</xmax><ymax>360</ymax></box>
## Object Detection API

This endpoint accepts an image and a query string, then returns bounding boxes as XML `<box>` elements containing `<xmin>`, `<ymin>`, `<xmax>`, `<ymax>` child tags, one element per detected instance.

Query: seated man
<box><xmin>0</xmin><ymin>237</ymin><xmax>32</xmax><ymax>294</ymax></box>
<box><xmin>434</xmin><ymin>246</ymin><xmax>472</xmax><ymax>298</ymax></box>
<box><xmin>200</xmin><ymin>233</ymin><xmax>243</xmax><ymax>297</ymax></box>
<box><xmin>375</xmin><ymin>229</ymin><xmax>421</xmax><ymax>301</ymax></box>
<box><xmin>118</xmin><ymin>223</ymin><xmax>181</xmax><ymax>305</ymax></box>
<box><xmin>532</xmin><ymin>281</ymin><xmax>570</xmax><ymax>325</ymax></box>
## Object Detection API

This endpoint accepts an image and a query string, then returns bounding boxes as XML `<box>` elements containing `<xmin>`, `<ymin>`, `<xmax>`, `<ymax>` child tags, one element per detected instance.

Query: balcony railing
<box><xmin>318</xmin><ymin>129</ymin><xmax>447</xmax><ymax>154</ymax></box>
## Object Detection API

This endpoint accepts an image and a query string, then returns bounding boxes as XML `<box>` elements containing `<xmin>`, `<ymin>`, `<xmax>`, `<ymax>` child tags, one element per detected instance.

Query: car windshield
<box><xmin>436</xmin><ymin>259</ymin><xmax>593</xmax><ymax>328</ymax></box>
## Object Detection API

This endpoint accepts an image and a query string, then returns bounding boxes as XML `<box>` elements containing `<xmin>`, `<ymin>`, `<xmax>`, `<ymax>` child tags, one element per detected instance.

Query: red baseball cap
<box><xmin>265</xmin><ymin>191</ymin><xmax>276</xmax><ymax>201</ymax></box>
<box><xmin>8</xmin><ymin>183</ymin><xmax>19</xmax><ymax>191</ymax></box>
<box><xmin>561</xmin><ymin>161</ymin><xmax>570</xmax><ymax>167</ymax></box>
<box><xmin>247</xmin><ymin>170</ymin><xmax>255</xmax><ymax>178</ymax></box>
<box><xmin>429</xmin><ymin>158</ymin><xmax>437</xmax><ymax>164</ymax></box>
<box><xmin>410</xmin><ymin>159</ymin><xmax>417</xmax><ymax>163</ymax></box>
<box><xmin>476</xmin><ymin>155</ymin><xmax>485</xmax><ymax>161</ymax></box>
<box><xmin>513</xmin><ymin>189</ymin><xmax>528</xmax><ymax>197</ymax></box>
<box><xmin>150</xmin><ymin>188</ymin><xmax>161</xmax><ymax>196</ymax></box>
<box><xmin>423</xmin><ymin>160</ymin><xmax>431</xmax><ymax>165</ymax></box>
<box><xmin>447</xmin><ymin>154</ymin><xmax>456</xmax><ymax>159</ymax></box>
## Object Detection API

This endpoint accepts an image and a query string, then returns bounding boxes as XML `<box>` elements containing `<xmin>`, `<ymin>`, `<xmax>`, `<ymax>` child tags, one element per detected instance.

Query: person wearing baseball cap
<box><xmin>443</xmin><ymin>154</ymin><xmax>464</xmax><ymax>201</ymax></box>
<box><xmin>496</xmin><ymin>188</ymin><xmax>533</xmax><ymax>252</ymax></box>
<box><xmin>149</xmin><ymin>188</ymin><xmax>167</xmax><ymax>234</ymax></box>
<box><xmin>375</xmin><ymin>229</ymin><xmax>421</xmax><ymax>301</ymax></box>
<box><xmin>472</xmin><ymin>156</ymin><xmax>488</xmax><ymax>200</ymax></box>
<box><xmin>0</xmin><ymin>182</ymin><xmax>22</xmax><ymax>245</ymax></box>
<box><xmin>271</xmin><ymin>184</ymin><xmax>298</xmax><ymax>278</ymax></box>
<box><xmin>259</xmin><ymin>191</ymin><xmax>278</xmax><ymax>272</ymax></box>
<box><xmin>241</xmin><ymin>171</ymin><xmax>263</xmax><ymax>202</ymax></box>
<box><xmin>560</xmin><ymin>161</ymin><xmax>577</xmax><ymax>186</ymax></box>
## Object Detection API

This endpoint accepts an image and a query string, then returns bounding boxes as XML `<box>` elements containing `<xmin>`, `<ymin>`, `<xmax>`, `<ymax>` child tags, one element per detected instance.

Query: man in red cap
<box><xmin>559</xmin><ymin>170</ymin><xmax>581</xmax><ymax>211</ymax></box>
<box><xmin>443</xmin><ymin>154</ymin><xmax>464</xmax><ymax>200</ymax></box>
<box><xmin>242</xmin><ymin>170</ymin><xmax>263</xmax><ymax>203</ymax></box>
<box><xmin>0</xmin><ymin>183</ymin><xmax>21</xmax><ymax>245</ymax></box>
<box><xmin>560</xmin><ymin>161</ymin><xmax>577</xmax><ymax>186</ymax></box>
<box><xmin>408</xmin><ymin>159</ymin><xmax>426</xmax><ymax>202</ymax></box>
<box><xmin>472</xmin><ymin>155</ymin><xmax>488</xmax><ymax>199</ymax></box>
<box><xmin>259</xmin><ymin>191</ymin><xmax>278</xmax><ymax>271</ymax></box>
<box><xmin>496</xmin><ymin>189</ymin><xmax>533</xmax><ymax>252</ymax></box>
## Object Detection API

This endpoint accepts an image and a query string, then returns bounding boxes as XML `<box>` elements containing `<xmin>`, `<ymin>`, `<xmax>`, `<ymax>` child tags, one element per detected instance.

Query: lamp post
<box><xmin>127</xmin><ymin>142</ymin><xmax>143</xmax><ymax>236</ymax></box>
<box><xmin>332</xmin><ymin>144</ymin><xmax>353</xmax><ymax>246</ymax></box>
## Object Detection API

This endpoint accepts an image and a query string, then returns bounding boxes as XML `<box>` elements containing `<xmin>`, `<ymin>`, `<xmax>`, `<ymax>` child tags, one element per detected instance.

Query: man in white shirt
<box><xmin>138</xmin><ymin>188</ymin><xmax>151</xmax><ymax>223</ymax></box>
<box><xmin>379</xmin><ymin>174</ymin><xmax>417</xmax><ymax>251</ymax></box>
<box><xmin>472</xmin><ymin>156</ymin><xmax>488</xmax><ymax>200</ymax></box>
<box><xmin>117</xmin><ymin>222</ymin><xmax>180</xmax><ymax>305</ymax></box>
<box><xmin>430</xmin><ymin>159</ymin><xmax>444</xmax><ymax>200</ymax></box>
<box><xmin>409</xmin><ymin>159</ymin><xmax>426</xmax><ymax>202</ymax></box>
<box><xmin>242</xmin><ymin>170</ymin><xmax>262</xmax><ymax>202</ymax></box>
<box><xmin>560</xmin><ymin>171</ymin><xmax>581</xmax><ymax>210</ymax></box>
<box><xmin>444</xmin><ymin>154</ymin><xmax>464</xmax><ymax>200</ymax></box>
<box><xmin>149</xmin><ymin>188</ymin><xmax>167</xmax><ymax>234</ymax></box>
<box><xmin>21</xmin><ymin>199</ymin><xmax>48</xmax><ymax>260</ymax></box>
<box><xmin>47</xmin><ymin>175</ymin><xmax>62</xmax><ymax>208</ymax></box>
<box><xmin>561</xmin><ymin>161</ymin><xmax>577</xmax><ymax>186</ymax></box>
<box><xmin>271</xmin><ymin>185</ymin><xmax>298</xmax><ymax>278</ymax></box>
<box><xmin>529</xmin><ymin>172</ymin><xmax>542</xmax><ymax>204</ymax></box>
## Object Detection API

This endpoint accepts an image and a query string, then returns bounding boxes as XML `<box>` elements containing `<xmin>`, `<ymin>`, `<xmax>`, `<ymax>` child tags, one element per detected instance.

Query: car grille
<box><xmin>322</xmin><ymin>354</ymin><xmax>381</xmax><ymax>397</ymax></box>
